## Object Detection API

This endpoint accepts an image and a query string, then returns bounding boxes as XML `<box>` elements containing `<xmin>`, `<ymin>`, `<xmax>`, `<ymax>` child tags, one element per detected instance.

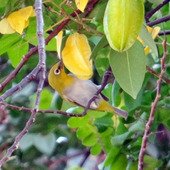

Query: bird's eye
<box><xmin>54</xmin><ymin>68</ymin><xmax>60</xmax><ymax>75</ymax></box>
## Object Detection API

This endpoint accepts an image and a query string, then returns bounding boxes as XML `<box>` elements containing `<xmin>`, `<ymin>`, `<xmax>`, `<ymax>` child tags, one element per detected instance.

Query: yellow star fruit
<box><xmin>62</xmin><ymin>33</ymin><xmax>93</xmax><ymax>80</ymax></box>
<box><xmin>57</xmin><ymin>31</ymin><xmax>63</xmax><ymax>59</ymax></box>
<box><xmin>75</xmin><ymin>0</ymin><xmax>89</xmax><ymax>12</ymax></box>
<box><xmin>0</xmin><ymin>6</ymin><xmax>35</xmax><ymax>34</ymax></box>
<box><xmin>104</xmin><ymin>0</ymin><xmax>144</xmax><ymax>52</ymax></box>
<box><xmin>138</xmin><ymin>26</ymin><xmax>160</xmax><ymax>55</ymax></box>
<box><xmin>0</xmin><ymin>18</ymin><xmax>15</xmax><ymax>34</ymax></box>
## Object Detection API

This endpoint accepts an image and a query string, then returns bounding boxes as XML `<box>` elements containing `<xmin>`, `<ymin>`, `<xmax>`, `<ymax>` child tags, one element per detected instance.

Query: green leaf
<box><xmin>129</xmin><ymin>112</ymin><xmax>148</xmax><ymax>133</ymax></box>
<box><xmin>94</xmin><ymin>114</ymin><xmax>113</xmax><ymax>128</ymax></box>
<box><xmin>24</xmin><ymin>18</ymin><xmax>37</xmax><ymax>45</ymax></box>
<box><xmin>104</xmin><ymin>146</ymin><xmax>120</xmax><ymax>166</ymax></box>
<box><xmin>112</xmin><ymin>81</ymin><xmax>121</xmax><ymax>107</ymax></box>
<box><xmin>95</xmin><ymin>47</ymin><xmax>110</xmax><ymax>76</ymax></box>
<box><xmin>90</xmin><ymin>143</ymin><xmax>102</xmax><ymax>155</ymax></box>
<box><xmin>144</xmin><ymin>155</ymin><xmax>162</xmax><ymax>169</ymax></box>
<box><xmin>90</xmin><ymin>36</ymin><xmax>108</xmax><ymax>59</ymax></box>
<box><xmin>82</xmin><ymin>133</ymin><xmax>98</xmax><ymax>146</ymax></box>
<box><xmin>100</xmin><ymin>127</ymin><xmax>114</xmax><ymax>153</ymax></box>
<box><xmin>77</xmin><ymin>125</ymin><xmax>93</xmax><ymax>140</ymax></box>
<box><xmin>33</xmin><ymin>133</ymin><xmax>56</xmax><ymax>155</ymax></box>
<box><xmin>8</xmin><ymin>40</ymin><xmax>28</xmax><ymax>68</ymax></box>
<box><xmin>68</xmin><ymin>166</ymin><xmax>85</xmax><ymax>170</ymax></box>
<box><xmin>39</xmin><ymin>89</ymin><xmax>53</xmax><ymax>110</ymax></box>
<box><xmin>139</xmin><ymin>25</ymin><xmax>158</xmax><ymax>60</ymax></box>
<box><xmin>67</xmin><ymin>115</ymin><xmax>90</xmax><ymax>128</ymax></box>
<box><xmin>45</xmin><ymin>34</ymin><xmax>56</xmax><ymax>51</ymax></box>
<box><xmin>0</xmin><ymin>33</ymin><xmax>21</xmax><ymax>55</ymax></box>
<box><xmin>101</xmin><ymin>127</ymin><xmax>114</xmax><ymax>137</ymax></box>
<box><xmin>111</xmin><ymin>154</ymin><xmax>127</xmax><ymax>170</ymax></box>
<box><xmin>0</xmin><ymin>0</ymin><xmax>8</xmax><ymax>7</ymax></box>
<box><xmin>111</xmin><ymin>131</ymin><xmax>131</xmax><ymax>146</ymax></box>
<box><xmin>19</xmin><ymin>134</ymin><xmax>34</xmax><ymax>151</ymax></box>
<box><xmin>124</xmin><ymin>72</ymin><xmax>150</xmax><ymax>111</ymax></box>
<box><xmin>95</xmin><ymin>2</ymin><xmax>107</xmax><ymax>23</ymax></box>
<box><xmin>88</xmin><ymin>110</ymin><xmax>106</xmax><ymax>118</ymax></box>
<box><xmin>109</xmin><ymin>41</ymin><xmax>146</xmax><ymax>99</ymax></box>
<box><xmin>116</xmin><ymin>121</ymin><xmax>128</xmax><ymax>135</ymax></box>
<box><xmin>148</xmin><ymin>0</ymin><xmax>164</xmax><ymax>4</ymax></box>
<box><xmin>157</xmin><ymin>108</ymin><xmax>170</xmax><ymax>130</ymax></box>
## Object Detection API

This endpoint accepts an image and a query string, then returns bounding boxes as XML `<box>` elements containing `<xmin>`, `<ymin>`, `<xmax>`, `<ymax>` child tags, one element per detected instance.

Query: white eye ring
<box><xmin>54</xmin><ymin>68</ymin><xmax>61</xmax><ymax>75</ymax></box>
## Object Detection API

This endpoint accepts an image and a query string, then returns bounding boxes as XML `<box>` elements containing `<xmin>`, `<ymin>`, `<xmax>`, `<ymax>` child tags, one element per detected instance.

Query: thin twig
<box><xmin>48</xmin><ymin>149</ymin><xmax>90</xmax><ymax>169</ymax></box>
<box><xmin>159</xmin><ymin>30</ymin><xmax>170</xmax><ymax>35</ymax></box>
<box><xmin>0</xmin><ymin>67</ymin><xmax>39</xmax><ymax>101</ymax></box>
<box><xmin>146</xmin><ymin>66</ymin><xmax>170</xmax><ymax>84</ymax></box>
<box><xmin>0</xmin><ymin>0</ymin><xmax>46</xmax><ymax>167</ymax></box>
<box><xmin>147</xmin><ymin>15</ymin><xmax>170</xmax><ymax>27</ymax></box>
<box><xmin>138</xmin><ymin>40</ymin><xmax>167</xmax><ymax>170</ymax></box>
<box><xmin>145</xmin><ymin>0</ymin><xmax>170</xmax><ymax>22</ymax></box>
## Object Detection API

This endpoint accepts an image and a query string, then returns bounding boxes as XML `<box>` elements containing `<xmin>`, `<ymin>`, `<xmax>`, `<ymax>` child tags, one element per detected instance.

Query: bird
<box><xmin>48</xmin><ymin>62</ymin><xmax>128</xmax><ymax>119</ymax></box>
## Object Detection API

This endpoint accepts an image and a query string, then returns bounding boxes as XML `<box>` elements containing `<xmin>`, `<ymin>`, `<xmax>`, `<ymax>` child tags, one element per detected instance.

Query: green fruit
<box><xmin>104</xmin><ymin>0</ymin><xmax>144</xmax><ymax>52</ymax></box>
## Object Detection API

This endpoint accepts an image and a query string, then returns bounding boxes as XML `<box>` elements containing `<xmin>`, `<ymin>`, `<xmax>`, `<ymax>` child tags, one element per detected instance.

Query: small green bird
<box><xmin>48</xmin><ymin>62</ymin><xmax>128</xmax><ymax>119</ymax></box>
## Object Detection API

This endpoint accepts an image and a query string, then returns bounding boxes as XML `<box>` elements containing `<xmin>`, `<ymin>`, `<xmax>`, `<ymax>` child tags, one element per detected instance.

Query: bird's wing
<box><xmin>63</xmin><ymin>76</ymin><xmax>101</xmax><ymax>109</ymax></box>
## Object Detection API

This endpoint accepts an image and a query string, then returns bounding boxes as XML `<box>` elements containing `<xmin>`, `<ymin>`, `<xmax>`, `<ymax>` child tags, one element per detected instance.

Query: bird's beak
<box><xmin>58</xmin><ymin>60</ymin><xmax>63</xmax><ymax>70</ymax></box>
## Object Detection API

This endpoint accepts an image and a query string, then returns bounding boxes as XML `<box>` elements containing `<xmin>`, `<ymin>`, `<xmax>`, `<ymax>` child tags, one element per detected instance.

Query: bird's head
<box><xmin>48</xmin><ymin>61</ymin><xmax>66</xmax><ymax>93</ymax></box>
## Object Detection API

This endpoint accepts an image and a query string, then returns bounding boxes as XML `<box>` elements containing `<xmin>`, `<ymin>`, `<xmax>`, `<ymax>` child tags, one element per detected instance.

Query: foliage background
<box><xmin>0</xmin><ymin>0</ymin><xmax>170</xmax><ymax>169</ymax></box>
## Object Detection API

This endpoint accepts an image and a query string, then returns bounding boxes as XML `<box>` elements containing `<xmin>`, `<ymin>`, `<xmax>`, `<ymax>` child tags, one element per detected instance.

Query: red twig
<box><xmin>146</xmin><ymin>66</ymin><xmax>170</xmax><ymax>84</ymax></box>
<box><xmin>138</xmin><ymin>40</ymin><xmax>167</xmax><ymax>170</ymax></box>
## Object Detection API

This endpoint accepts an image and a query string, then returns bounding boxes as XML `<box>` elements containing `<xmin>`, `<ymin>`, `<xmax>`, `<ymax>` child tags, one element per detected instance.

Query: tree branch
<box><xmin>145</xmin><ymin>0</ymin><xmax>170</xmax><ymax>22</ymax></box>
<box><xmin>47</xmin><ymin>149</ymin><xmax>90</xmax><ymax>169</ymax></box>
<box><xmin>0</xmin><ymin>0</ymin><xmax>46</xmax><ymax>167</ymax></box>
<box><xmin>138</xmin><ymin>40</ymin><xmax>167</xmax><ymax>170</ymax></box>
<box><xmin>159</xmin><ymin>30</ymin><xmax>170</xmax><ymax>35</ymax></box>
<box><xmin>147</xmin><ymin>15</ymin><xmax>170</xmax><ymax>27</ymax></box>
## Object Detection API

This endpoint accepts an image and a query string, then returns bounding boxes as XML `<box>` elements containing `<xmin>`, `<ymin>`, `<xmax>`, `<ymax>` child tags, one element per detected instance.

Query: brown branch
<box><xmin>146</xmin><ymin>66</ymin><xmax>170</xmax><ymax>84</ymax></box>
<box><xmin>0</xmin><ymin>67</ymin><xmax>39</xmax><ymax>101</ymax></box>
<box><xmin>138</xmin><ymin>40</ymin><xmax>167</xmax><ymax>170</ymax></box>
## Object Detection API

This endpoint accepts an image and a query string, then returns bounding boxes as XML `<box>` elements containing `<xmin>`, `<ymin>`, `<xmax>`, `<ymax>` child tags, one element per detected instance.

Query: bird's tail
<box><xmin>97</xmin><ymin>100</ymin><xmax>128</xmax><ymax>119</ymax></box>
<box><xmin>112</xmin><ymin>106</ymin><xmax>128</xmax><ymax>119</ymax></box>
